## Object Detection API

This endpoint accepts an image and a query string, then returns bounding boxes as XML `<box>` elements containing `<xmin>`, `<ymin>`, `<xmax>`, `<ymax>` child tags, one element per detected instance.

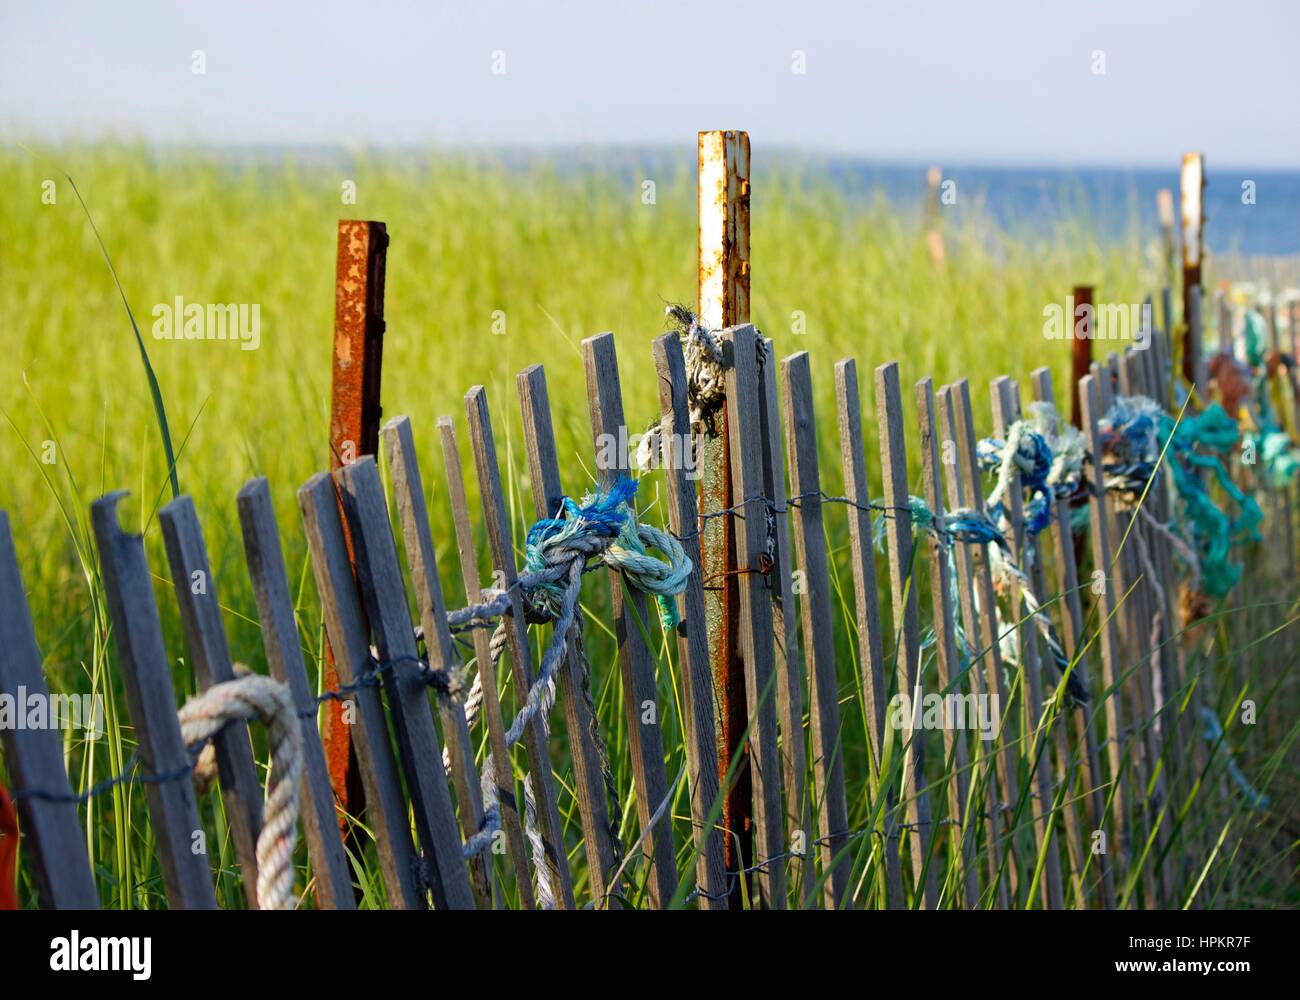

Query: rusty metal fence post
<box><xmin>1070</xmin><ymin>284</ymin><xmax>1094</xmax><ymax>429</ymax></box>
<box><xmin>697</xmin><ymin>130</ymin><xmax>751</xmax><ymax>905</ymax></box>
<box><xmin>324</xmin><ymin>219</ymin><xmax>388</xmax><ymax>826</ymax></box>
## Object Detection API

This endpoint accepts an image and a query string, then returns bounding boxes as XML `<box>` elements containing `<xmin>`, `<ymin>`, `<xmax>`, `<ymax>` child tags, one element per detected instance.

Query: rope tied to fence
<box><xmin>978</xmin><ymin>419</ymin><xmax>1056</xmax><ymax>536</ymax></box>
<box><xmin>1237</xmin><ymin>310</ymin><xmax>1300</xmax><ymax>489</ymax></box>
<box><xmin>1100</xmin><ymin>393</ymin><xmax>1262</xmax><ymax>598</ymax></box>
<box><xmin>176</xmin><ymin>669</ymin><xmax>302</xmax><ymax>910</ymax></box>
<box><xmin>966</xmin><ymin>402</ymin><xmax>1090</xmax><ymax>704</ymax></box>
<box><xmin>665</xmin><ymin>304</ymin><xmax>729</xmax><ymax>434</ymax></box>
<box><xmin>873</xmin><ymin>493</ymin><xmax>1088</xmax><ymax>705</ymax></box>
<box><xmin>665</xmin><ymin>303</ymin><xmax>769</xmax><ymax>432</ymax></box>
<box><xmin>447</xmin><ymin>476</ymin><xmax>688</xmax><ymax>902</ymax></box>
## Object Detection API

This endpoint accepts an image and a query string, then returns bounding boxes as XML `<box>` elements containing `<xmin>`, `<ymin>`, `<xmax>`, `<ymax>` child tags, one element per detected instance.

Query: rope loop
<box><xmin>177</xmin><ymin>669</ymin><xmax>302</xmax><ymax>910</ymax></box>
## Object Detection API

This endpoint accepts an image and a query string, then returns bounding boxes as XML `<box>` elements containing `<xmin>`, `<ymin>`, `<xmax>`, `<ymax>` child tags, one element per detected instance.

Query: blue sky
<box><xmin>2</xmin><ymin>0</ymin><xmax>1297</xmax><ymax>167</ymax></box>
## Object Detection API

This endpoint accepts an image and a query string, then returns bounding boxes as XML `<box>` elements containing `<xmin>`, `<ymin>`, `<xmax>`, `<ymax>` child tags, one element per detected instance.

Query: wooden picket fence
<box><xmin>0</xmin><ymin>137</ymin><xmax>1290</xmax><ymax>912</ymax></box>
<box><xmin>2</xmin><ymin>313</ymin><xmax>1282</xmax><ymax>910</ymax></box>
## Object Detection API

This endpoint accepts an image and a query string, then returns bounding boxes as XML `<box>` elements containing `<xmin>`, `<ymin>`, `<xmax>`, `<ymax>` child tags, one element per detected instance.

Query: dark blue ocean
<box><xmin>814</xmin><ymin>161</ymin><xmax>1299</xmax><ymax>257</ymax></box>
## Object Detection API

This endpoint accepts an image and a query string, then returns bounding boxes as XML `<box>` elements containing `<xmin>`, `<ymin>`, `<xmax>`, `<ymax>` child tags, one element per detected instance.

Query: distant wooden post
<box><xmin>1218</xmin><ymin>290</ymin><xmax>1234</xmax><ymax>354</ymax></box>
<box><xmin>926</xmin><ymin>165</ymin><xmax>946</xmax><ymax>265</ymax></box>
<box><xmin>1070</xmin><ymin>285</ymin><xmax>1094</xmax><ymax>428</ymax></box>
<box><xmin>1157</xmin><ymin>188</ymin><xmax>1176</xmax><ymax>287</ymax></box>
<box><xmin>1180</xmin><ymin>154</ymin><xmax>1205</xmax><ymax>386</ymax></box>
<box><xmin>324</xmin><ymin>219</ymin><xmax>388</xmax><ymax>823</ymax></box>
<box><xmin>1188</xmin><ymin>285</ymin><xmax>1206</xmax><ymax>395</ymax></box>
<box><xmin>697</xmin><ymin>129</ymin><xmax>752</xmax><ymax>899</ymax></box>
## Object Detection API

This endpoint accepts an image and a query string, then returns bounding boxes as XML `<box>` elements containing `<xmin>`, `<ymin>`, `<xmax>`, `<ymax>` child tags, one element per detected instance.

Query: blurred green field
<box><xmin>0</xmin><ymin>144</ymin><xmax>1292</xmax><ymax>909</ymax></box>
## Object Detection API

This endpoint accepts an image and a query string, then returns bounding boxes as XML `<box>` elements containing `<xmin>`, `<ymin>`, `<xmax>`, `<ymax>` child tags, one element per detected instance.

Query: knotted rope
<box><xmin>871</xmin><ymin>493</ymin><xmax>1089</xmax><ymax>705</ymax></box>
<box><xmin>978</xmin><ymin>419</ymin><xmax>1056</xmax><ymax>537</ymax></box>
<box><xmin>178</xmin><ymin>670</ymin><xmax>302</xmax><ymax>911</ymax></box>
<box><xmin>448</xmin><ymin>477</ymin><xmax>689</xmax><ymax>906</ymax></box>
<box><xmin>1099</xmin><ymin>394</ymin><xmax>1262</xmax><ymax>598</ymax></box>
<box><xmin>967</xmin><ymin>402</ymin><xmax>1091</xmax><ymax>704</ymax></box>
<box><xmin>666</xmin><ymin>304</ymin><xmax>729</xmax><ymax>434</ymax></box>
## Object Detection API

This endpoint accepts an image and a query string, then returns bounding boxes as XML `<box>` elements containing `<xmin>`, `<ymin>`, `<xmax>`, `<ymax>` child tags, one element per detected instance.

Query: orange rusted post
<box><xmin>1180</xmin><ymin>153</ymin><xmax>1205</xmax><ymax>386</ymax></box>
<box><xmin>1070</xmin><ymin>285</ymin><xmax>1094</xmax><ymax>429</ymax></box>
<box><xmin>325</xmin><ymin>219</ymin><xmax>388</xmax><ymax>826</ymax></box>
<box><xmin>697</xmin><ymin>130</ymin><xmax>750</xmax><ymax>906</ymax></box>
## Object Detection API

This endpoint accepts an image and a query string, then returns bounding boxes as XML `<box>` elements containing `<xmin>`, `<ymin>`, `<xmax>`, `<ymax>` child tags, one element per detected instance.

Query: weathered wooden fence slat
<box><xmin>159</xmin><ymin>495</ymin><xmax>265</xmax><ymax>908</ymax></box>
<box><xmin>916</xmin><ymin>376</ymin><xmax>980</xmax><ymax>909</ymax></box>
<box><xmin>1077</xmin><ymin>373</ymin><xmax>1134</xmax><ymax>897</ymax></box>
<box><xmin>833</xmin><ymin>357</ymin><xmax>906</xmax><ymax>908</ymax></box>
<box><xmin>381</xmin><ymin>417</ymin><xmax>492</xmax><ymax>908</ymax></box>
<box><xmin>298</xmin><ymin>473</ymin><xmax>425</xmax><ymax>909</ymax></box>
<box><xmin>1095</xmin><ymin>356</ymin><xmax>1165</xmax><ymax>907</ymax></box>
<box><xmin>781</xmin><ymin>350</ymin><xmax>850</xmax><ymax>908</ymax></box>
<box><xmin>465</xmin><ymin>385</ymin><xmax>576</xmax><ymax>909</ymax></box>
<box><xmin>516</xmin><ymin>363</ymin><xmax>623</xmax><ymax>907</ymax></box>
<box><xmin>1028</xmin><ymin>369</ymin><xmax>1115</xmax><ymax>911</ymax></box>
<box><xmin>989</xmin><ymin>375</ymin><xmax>1066</xmax><ymax>911</ymax></box>
<box><xmin>874</xmin><ymin>361</ymin><xmax>940</xmax><ymax>909</ymax></box>
<box><xmin>236</xmin><ymin>477</ymin><xmax>356</xmax><ymax>910</ymax></box>
<box><xmin>437</xmin><ymin>415</ymin><xmax>536</xmax><ymax>909</ymax></box>
<box><xmin>1005</xmin><ymin>379</ymin><xmax>1088</xmax><ymax>909</ymax></box>
<box><xmin>91</xmin><ymin>492</ymin><xmax>218</xmax><ymax>910</ymax></box>
<box><xmin>948</xmin><ymin>378</ymin><xmax>1025</xmax><ymax>902</ymax></box>
<box><xmin>721</xmin><ymin>324</ymin><xmax>787</xmax><ymax>908</ymax></box>
<box><xmin>581</xmin><ymin>332</ymin><xmax>679</xmax><ymax>908</ymax></box>
<box><xmin>936</xmin><ymin>382</ymin><xmax>1010</xmax><ymax>909</ymax></box>
<box><xmin>336</xmin><ymin>457</ymin><xmax>477</xmax><ymax>910</ymax></box>
<box><xmin>0</xmin><ymin>512</ymin><xmax>100</xmax><ymax>909</ymax></box>
<box><xmin>760</xmin><ymin>340</ymin><xmax>813</xmax><ymax>904</ymax></box>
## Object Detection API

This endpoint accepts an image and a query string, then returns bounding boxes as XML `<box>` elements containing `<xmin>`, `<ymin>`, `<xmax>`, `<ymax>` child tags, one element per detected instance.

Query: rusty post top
<box><xmin>698</xmin><ymin>131</ymin><xmax>750</xmax><ymax>332</ymax></box>
<box><xmin>330</xmin><ymin>221</ymin><xmax>389</xmax><ymax>469</ymax></box>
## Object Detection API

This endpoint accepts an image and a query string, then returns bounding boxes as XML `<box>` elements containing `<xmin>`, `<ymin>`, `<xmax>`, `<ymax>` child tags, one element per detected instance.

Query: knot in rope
<box><xmin>978</xmin><ymin>421</ymin><xmax>1055</xmax><ymax>536</ymax></box>
<box><xmin>1025</xmin><ymin>401</ymin><xmax>1087</xmax><ymax>497</ymax></box>
<box><xmin>521</xmin><ymin>477</ymin><xmax>688</xmax><ymax>630</ymax></box>
<box><xmin>666</xmin><ymin>304</ymin><xmax>729</xmax><ymax>434</ymax></box>
<box><xmin>178</xmin><ymin>670</ymin><xmax>302</xmax><ymax>910</ymax></box>
<box><xmin>1097</xmin><ymin>393</ymin><xmax>1165</xmax><ymax>499</ymax></box>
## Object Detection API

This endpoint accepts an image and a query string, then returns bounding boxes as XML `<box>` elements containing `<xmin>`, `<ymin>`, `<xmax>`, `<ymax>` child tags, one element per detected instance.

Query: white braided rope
<box><xmin>178</xmin><ymin>671</ymin><xmax>302</xmax><ymax>910</ymax></box>
<box><xmin>522</xmin><ymin>772</ymin><xmax>554</xmax><ymax>909</ymax></box>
